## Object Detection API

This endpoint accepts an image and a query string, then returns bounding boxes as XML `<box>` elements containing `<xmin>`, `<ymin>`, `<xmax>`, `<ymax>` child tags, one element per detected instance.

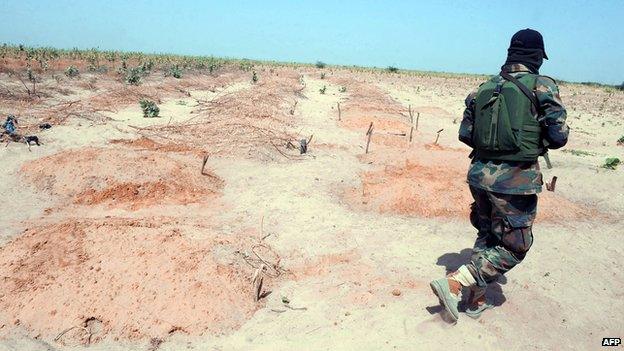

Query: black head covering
<box><xmin>502</xmin><ymin>28</ymin><xmax>548</xmax><ymax>74</ymax></box>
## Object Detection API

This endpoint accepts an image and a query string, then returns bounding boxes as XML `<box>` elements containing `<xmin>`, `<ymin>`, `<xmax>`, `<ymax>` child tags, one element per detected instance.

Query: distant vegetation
<box><xmin>0</xmin><ymin>44</ymin><xmax>617</xmax><ymax>87</ymax></box>
<box><xmin>319</xmin><ymin>85</ymin><xmax>326</xmax><ymax>94</ymax></box>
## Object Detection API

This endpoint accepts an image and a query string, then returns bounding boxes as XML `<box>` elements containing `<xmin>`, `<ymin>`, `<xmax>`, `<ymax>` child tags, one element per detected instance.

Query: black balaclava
<box><xmin>502</xmin><ymin>28</ymin><xmax>548</xmax><ymax>74</ymax></box>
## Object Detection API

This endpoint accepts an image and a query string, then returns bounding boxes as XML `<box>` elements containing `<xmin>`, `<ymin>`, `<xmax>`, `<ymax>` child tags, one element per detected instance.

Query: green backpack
<box><xmin>472</xmin><ymin>72</ymin><xmax>543</xmax><ymax>162</ymax></box>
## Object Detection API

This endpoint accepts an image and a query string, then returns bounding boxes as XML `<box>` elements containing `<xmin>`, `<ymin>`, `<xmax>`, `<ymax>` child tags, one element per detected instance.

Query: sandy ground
<box><xmin>0</xmin><ymin>64</ymin><xmax>623</xmax><ymax>351</ymax></box>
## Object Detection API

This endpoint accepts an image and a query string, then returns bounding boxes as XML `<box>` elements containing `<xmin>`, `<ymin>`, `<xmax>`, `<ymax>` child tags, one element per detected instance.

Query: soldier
<box><xmin>430</xmin><ymin>29</ymin><xmax>569</xmax><ymax>322</ymax></box>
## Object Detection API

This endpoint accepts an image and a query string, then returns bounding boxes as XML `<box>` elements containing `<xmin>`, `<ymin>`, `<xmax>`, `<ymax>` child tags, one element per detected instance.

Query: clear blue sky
<box><xmin>1</xmin><ymin>0</ymin><xmax>622</xmax><ymax>84</ymax></box>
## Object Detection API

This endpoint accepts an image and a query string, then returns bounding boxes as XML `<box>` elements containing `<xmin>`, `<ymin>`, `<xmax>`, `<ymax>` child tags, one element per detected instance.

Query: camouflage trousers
<box><xmin>466</xmin><ymin>185</ymin><xmax>537</xmax><ymax>287</ymax></box>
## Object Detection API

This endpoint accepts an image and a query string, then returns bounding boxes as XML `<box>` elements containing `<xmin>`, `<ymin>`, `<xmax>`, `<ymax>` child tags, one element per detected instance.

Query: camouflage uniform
<box><xmin>458</xmin><ymin>63</ymin><xmax>569</xmax><ymax>287</ymax></box>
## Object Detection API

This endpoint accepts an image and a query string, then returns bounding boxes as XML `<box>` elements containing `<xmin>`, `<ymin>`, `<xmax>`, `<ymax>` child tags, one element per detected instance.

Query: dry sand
<box><xmin>0</xmin><ymin>64</ymin><xmax>622</xmax><ymax>351</ymax></box>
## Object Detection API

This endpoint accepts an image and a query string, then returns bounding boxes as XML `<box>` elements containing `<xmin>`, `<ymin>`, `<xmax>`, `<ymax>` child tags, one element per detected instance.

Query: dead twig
<box><xmin>54</xmin><ymin>325</ymin><xmax>90</xmax><ymax>345</ymax></box>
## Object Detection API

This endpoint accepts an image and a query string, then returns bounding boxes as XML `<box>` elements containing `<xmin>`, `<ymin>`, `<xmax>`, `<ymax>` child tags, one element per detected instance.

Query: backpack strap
<box><xmin>499</xmin><ymin>71</ymin><xmax>540</xmax><ymax>112</ymax></box>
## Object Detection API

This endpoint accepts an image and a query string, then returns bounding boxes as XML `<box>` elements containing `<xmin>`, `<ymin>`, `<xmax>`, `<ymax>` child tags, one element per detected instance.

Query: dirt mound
<box><xmin>110</xmin><ymin>137</ymin><xmax>198</xmax><ymax>154</ymax></box>
<box><xmin>21</xmin><ymin>147</ymin><xmax>222</xmax><ymax>209</ymax></box>
<box><xmin>0</xmin><ymin>218</ymin><xmax>259</xmax><ymax>344</ymax></box>
<box><xmin>347</xmin><ymin>154</ymin><xmax>596</xmax><ymax>223</ymax></box>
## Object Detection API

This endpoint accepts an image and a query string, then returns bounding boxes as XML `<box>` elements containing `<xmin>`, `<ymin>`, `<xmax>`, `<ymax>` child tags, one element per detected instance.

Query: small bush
<box><xmin>602</xmin><ymin>157</ymin><xmax>621</xmax><ymax>170</ymax></box>
<box><xmin>387</xmin><ymin>66</ymin><xmax>399</xmax><ymax>73</ymax></box>
<box><xmin>339</xmin><ymin>86</ymin><xmax>347</xmax><ymax>93</ymax></box>
<box><xmin>165</xmin><ymin>65</ymin><xmax>182</xmax><ymax>78</ymax></box>
<box><xmin>617</xmin><ymin>82</ymin><xmax>624</xmax><ymax>91</ymax></box>
<box><xmin>64</xmin><ymin>66</ymin><xmax>79</xmax><ymax>78</ymax></box>
<box><xmin>315</xmin><ymin>61</ymin><xmax>326</xmax><ymax>69</ymax></box>
<box><xmin>139</xmin><ymin>99</ymin><xmax>160</xmax><ymax>118</ymax></box>
<box><xmin>125</xmin><ymin>67</ymin><xmax>142</xmax><ymax>85</ymax></box>
<box><xmin>252</xmin><ymin>70</ymin><xmax>258</xmax><ymax>83</ymax></box>
<box><xmin>319</xmin><ymin>85</ymin><xmax>326</xmax><ymax>94</ymax></box>
<box><xmin>320</xmin><ymin>72</ymin><xmax>326</xmax><ymax>80</ymax></box>
<box><xmin>618</xmin><ymin>135</ymin><xmax>624</xmax><ymax>146</ymax></box>
<box><xmin>140</xmin><ymin>60</ymin><xmax>154</xmax><ymax>74</ymax></box>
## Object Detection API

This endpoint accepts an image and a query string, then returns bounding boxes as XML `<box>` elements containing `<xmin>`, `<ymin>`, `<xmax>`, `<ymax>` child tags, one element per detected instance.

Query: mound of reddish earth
<box><xmin>347</xmin><ymin>149</ymin><xmax>596</xmax><ymax>223</ymax></box>
<box><xmin>110</xmin><ymin>137</ymin><xmax>199</xmax><ymax>154</ymax></box>
<box><xmin>21</xmin><ymin>147</ymin><xmax>222</xmax><ymax>210</ymax></box>
<box><xmin>0</xmin><ymin>218</ymin><xmax>259</xmax><ymax>344</ymax></box>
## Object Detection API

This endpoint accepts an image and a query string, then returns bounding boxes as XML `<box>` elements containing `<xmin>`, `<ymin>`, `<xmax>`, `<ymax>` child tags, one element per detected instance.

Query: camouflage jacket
<box><xmin>459</xmin><ymin>63</ymin><xmax>569</xmax><ymax>195</ymax></box>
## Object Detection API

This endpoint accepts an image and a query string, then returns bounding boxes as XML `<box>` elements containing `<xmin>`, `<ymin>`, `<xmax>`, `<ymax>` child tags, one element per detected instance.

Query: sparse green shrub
<box><xmin>64</xmin><ymin>66</ymin><xmax>79</xmax><ymax>78</ymax></box>
<box><xmin>320</xmin><ymin>72</ymin><xmax>326</xmax><ymax>80</ymax></box>
<box><xmin>319</xmin><ymin>85</ymin><xmax>326</xmax><ymax>94</ymax></box>
<box><xmin>602</xmin><ymin>157</ymin><xmax>621</xmax><ymax>170</ymax></box>
<box><xmin>387</xmin><ymin>66</ymin><xmax>399</xmax><ymax>73</ymax></box>
<box><xmin>316</xmin><ymin>61</ymin><xmax>326</xmax><ymax>69</ymax></box>
<box><xmin>165</xmin><ymin>65</ymin><xmax>182</xmax><ymax>78</ymax></box>
<box><xmin>339</xmin><ymin>86</ymin><xmax>347</xmax><ymax>93</ymax></box>
<box><xmin>125</xmin><ymin>67</ymin><xmax>142</xmax><ymax>85</ymax></box>
<box><xmin>617</xmin><ymin>135</ymin><xmax>624</xmax><ymax>146</ymax></box>
<box><xmin>139</xmin><ymin>99</ymin><xmax>160</xmax><ymax>118</ymax></box>
<box><xmin>252</xmin><ymin>70</ymin><xmax>258</xmax><ymax>83</ymax></box>
<box><xmin>140</xmin><ymin>60</ymin><xmax>154</xmax><ymax>73</ymax></box>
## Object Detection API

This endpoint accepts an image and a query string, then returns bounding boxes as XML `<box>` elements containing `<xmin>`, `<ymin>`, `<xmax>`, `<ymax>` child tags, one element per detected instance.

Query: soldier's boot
<box><xmin>464</xmin><ymin>286</ymin><xmax>493</xmax><ymax>319</ymax></box>
<box><xmin>430</xmin><ymin>265</ymin><xmax>477</xmax><ymax>323</ymax></box>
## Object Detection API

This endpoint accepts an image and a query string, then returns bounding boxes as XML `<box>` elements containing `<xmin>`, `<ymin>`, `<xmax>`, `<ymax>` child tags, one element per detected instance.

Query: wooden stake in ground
<box><xmin>201</xmin><ymin>154</ymin><xmax>209</xmax><ymax>175</ymax></box>
<box><xmin>416</xmin><ymin>112</ymin><xmax>420</xmax><ymax>131</ymax></box>
<box><xmin>546</xmin><ymin>176</ymin><xmax>558</xmax><ymax>192</ymax></box>
<box><xmin>365</xmin><ymin>122</ymin><xmax>374</xmax><ymax>154</ymax></box>
<box><xmin>252</xmin><ymin>264</ymin><xmax>265</xmax><ymax>302</ymax></box>
<box><xmin>408</xmin><ymin>105</ymin><xmax>414</xmax><ymax>142</ymax></box>
<box><xmin>337</xmin><ymin>102</ymin><xmax>341</xmax><ymax>121</ymax></box>
<box><xmin>434</xmin><ymin>128</ymin><xmax>444</xmax><ymax>145</ymax></box>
